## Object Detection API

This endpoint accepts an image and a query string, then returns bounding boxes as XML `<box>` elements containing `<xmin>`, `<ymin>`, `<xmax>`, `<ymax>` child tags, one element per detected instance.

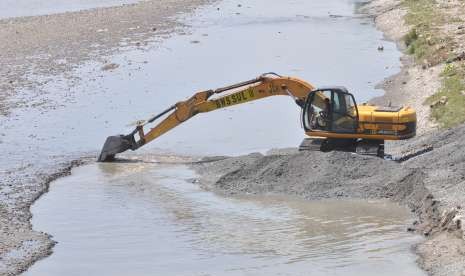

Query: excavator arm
<box><xmin>98</xmin><ymin>73</ymin><xmax>315</xmax><ymax>161</ymax></box>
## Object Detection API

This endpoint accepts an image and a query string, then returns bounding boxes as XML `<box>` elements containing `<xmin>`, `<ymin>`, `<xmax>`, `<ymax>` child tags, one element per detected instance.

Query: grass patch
<box><xmin>402</xmin><ymin>0</ymin><xmax>451</xmax><ymax>65</ymax></box>
<box><xmin>426</xmin><ymin>64</ymin><xmax>465</xmax><ymax>128</ymax></box>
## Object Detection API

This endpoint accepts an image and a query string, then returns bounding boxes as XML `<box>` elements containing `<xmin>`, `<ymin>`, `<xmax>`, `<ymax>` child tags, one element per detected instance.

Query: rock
<box><xmin>152</xmin><ymin>27</ymin><xmax>157</xmax><ymax>31</ymax></box>
<box><xmin>430</xmin><ymin>96</ymin><xmax>448</xmax><ymax>108</ymax></box>
<box><xmin>237</xmin><ymin>4</ymin><xmax>242</xmax><ymax>7</ymax></box>
<box><xmin>190</xmin><ymin>40</ymin><xmax>200</xmax><ymax>44</ymax></box>
<box><xmin>446</xmin><ymin>52</ymin><xmax>465</xmax><ymax>63</ymax></box>
<box><xmin>440</xmin><ymin>96</ymin><xmax>448</xmax><ymax>105</ymax></box>
<box><xmin>458</xmin><ymin>25</ymin><xmax>464</xmax><ymax>30</ymax></box>
<box><xmin>377</xmin><ymin>45</ymin><xmax>384</xmax><ymax>51</ymax></box>
<box><xmin>101</xmin><ymin>63</ymin><xmax>119</xmax><ymax>71</ymax></box>
<box><xmin>440</xmin><ymin>208</ymin><xmax>457</xmax><ymax>228</ymax></box>
<box><xmin>461</xmin><ymin>91</ymin><xmax>465</xmax><ymax>96</ymax></box>
<box><xmin>426</xmin><ymin>37</ymin><xmax>434</xmax><ymax>46</ymax></box>
<box><xmin>452</xmin><ymin>215</ymin><xmax>463</xmax><ymax>230</ymax></box>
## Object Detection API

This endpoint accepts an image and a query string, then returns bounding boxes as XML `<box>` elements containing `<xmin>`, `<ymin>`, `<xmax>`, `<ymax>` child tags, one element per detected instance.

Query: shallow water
<box><xmin>27</xmin><ymin>161</ymin><xmax>425</xmax><ymax>276</ymax></box>
<box><xmin>0</xmin><ymin>0</ymin><xmax>140</xmax><ymax>19</ymax></box>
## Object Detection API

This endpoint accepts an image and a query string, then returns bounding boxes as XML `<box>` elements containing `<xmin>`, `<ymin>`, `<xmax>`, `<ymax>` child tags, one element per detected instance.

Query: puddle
<box><xmin>27</xmin><ymin>161</ymin><xmax>425</xmax><ymax>276</ymax></box>
<box><xmin>0</xmin><ymin>0</ymin><xmax>141</xmax><ymax>19</ymax></box>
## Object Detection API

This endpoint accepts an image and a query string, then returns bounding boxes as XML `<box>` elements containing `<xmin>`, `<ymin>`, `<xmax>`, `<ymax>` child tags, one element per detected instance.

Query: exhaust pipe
<box><xmin>98</xmin><ymin>134</ymin><xmax>138</xmax><ymax>162</ymax></box>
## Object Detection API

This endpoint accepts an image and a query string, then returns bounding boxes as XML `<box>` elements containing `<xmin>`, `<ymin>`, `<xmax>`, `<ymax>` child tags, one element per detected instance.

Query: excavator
<box><xmin>98</xmin><ymin>73</ymin><xmax>416</xmax><ymax>162</ymax></box>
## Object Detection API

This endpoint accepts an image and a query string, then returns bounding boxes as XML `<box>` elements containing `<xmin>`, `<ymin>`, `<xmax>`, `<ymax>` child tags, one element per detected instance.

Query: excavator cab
<box><xmin>303</xmin><ymin>87</ymin><xmax>359</xmax><ymax>134</ymax></box>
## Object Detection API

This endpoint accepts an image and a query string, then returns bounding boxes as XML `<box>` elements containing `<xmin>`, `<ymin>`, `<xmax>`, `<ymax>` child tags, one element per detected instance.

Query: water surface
<box><xmin>0</xmin><ymin>0</ymin><xmax>141</xmax><ymax>19</ymax></box>
<box><xmin>27</xmin><ymin>161</ymin><xmax>425</xmax><ymax>276</ymax></box>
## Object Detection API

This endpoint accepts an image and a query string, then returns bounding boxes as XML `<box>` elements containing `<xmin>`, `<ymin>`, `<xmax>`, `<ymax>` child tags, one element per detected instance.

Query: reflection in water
<box><xmin>27</xmin><ymin>161</ymin><xmax>425</xmax><ymax>276</ymax></box>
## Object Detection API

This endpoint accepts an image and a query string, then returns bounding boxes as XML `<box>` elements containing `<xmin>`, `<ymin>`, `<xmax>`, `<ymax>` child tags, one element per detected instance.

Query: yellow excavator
<box><xmin>98</xmin><ymin>73</ymin><xmax>416</xmax><ymax>162</ymax></box>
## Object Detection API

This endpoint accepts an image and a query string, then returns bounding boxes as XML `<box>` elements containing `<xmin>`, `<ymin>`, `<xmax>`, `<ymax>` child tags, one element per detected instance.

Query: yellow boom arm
<box><xmin>98</xmin><ymin>73</ymin><xmax>314</xmax><ymax>161</ymax></box>
<box><xmin>141</xmin><ymin>73</ymin><xmax>314</xmax><ymax>145</ymax></box>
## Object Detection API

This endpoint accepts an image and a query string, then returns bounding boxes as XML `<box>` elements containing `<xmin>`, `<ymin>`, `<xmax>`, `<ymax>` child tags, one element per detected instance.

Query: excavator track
<box><xmin>299</xmin><ymin>138</ymin><xmax>384</xmax><ymax>157</ymax></box>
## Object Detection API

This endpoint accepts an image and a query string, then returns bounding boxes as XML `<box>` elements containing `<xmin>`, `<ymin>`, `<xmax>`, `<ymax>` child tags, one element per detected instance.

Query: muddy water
<box><xmin>0</xmin><ymin>0</ymin><xmax>141</xmax><ymax>19</ymax></box>
<box><xmin>27</xmin><ymin>161</ymin><xmax>425</xmax><ymax>276</ymax></box>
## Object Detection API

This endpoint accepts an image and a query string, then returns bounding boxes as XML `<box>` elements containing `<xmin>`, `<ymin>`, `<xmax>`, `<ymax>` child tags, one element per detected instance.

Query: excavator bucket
<box><xmin>98</xmin><ymin>135</ymin><xmax>136</xmax><ymax>162</ymax></box>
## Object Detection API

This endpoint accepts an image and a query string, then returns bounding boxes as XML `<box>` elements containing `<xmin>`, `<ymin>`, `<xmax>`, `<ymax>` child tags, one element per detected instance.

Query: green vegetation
<box><xmin>403</xmin><ymin>0</ymin><xmax>465</xmax><ymax>128</ymax></box>
<box><xmin>402</xmin><ymin>0</ymin><xmax>451</xmax><ymax>65</ymax></box>
<box><xmin>426</xmin><ymin>64</ymin><xmax>465</xmax><ymax>128</ymax></box>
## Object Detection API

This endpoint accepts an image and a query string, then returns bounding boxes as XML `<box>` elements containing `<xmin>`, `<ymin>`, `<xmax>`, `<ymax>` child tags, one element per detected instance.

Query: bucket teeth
<box><xmin>98</xmin><ymin>135</ymin><xmax>135</xmax><ymax>162</ymax></box>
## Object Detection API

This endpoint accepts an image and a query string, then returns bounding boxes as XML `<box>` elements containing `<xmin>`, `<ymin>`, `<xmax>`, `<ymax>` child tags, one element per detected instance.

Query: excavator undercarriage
<box><xmin>299</xmin><ymin>138</ymin><xmax>384</xmax><ymax>157</ymax></box>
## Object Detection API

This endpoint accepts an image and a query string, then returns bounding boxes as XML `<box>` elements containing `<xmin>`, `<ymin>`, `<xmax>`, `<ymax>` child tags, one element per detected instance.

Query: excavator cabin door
<box><xmin>302</xmin><ymin>87</ymin><xmax>359</xmax><ymax>134</ymax></box>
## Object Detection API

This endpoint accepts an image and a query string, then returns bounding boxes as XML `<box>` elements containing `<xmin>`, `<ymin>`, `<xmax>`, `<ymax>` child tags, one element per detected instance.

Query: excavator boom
<box><xmin>98</xmin><ymin>73</ymin><xmax>314</xmax><ymax>161</ymax></box>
